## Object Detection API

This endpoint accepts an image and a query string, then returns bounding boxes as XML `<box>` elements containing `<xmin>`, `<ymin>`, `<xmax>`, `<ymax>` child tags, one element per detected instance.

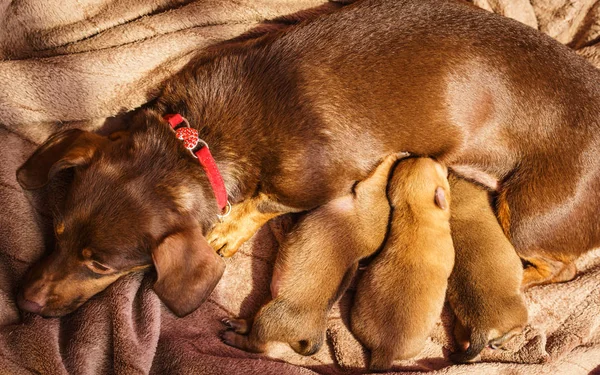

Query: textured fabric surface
<box><xmin>1</xmin><ymin>0</ymin><xmax>600</xmax><ymax>374</ymax></box>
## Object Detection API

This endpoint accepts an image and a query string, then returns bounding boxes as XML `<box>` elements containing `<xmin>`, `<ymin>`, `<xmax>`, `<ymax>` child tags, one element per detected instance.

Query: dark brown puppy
<box><xmin>17</xmin><ymin>0</ymin><xmax>600</xmax><ymax>317</ymax></box>
<box><xmin>447</xmin><ymin>175</ymin><xmax>528</xmax><ymax>363</ymax></box>
<box><xmin>220</xmin><ymin>153</ymin><xmax>401</xmax><ymax>355</ymax></box>
<box><xmin>351</xmin><ymin>158</ymin><xmax>453</xmax><ymax>371</ymax></box>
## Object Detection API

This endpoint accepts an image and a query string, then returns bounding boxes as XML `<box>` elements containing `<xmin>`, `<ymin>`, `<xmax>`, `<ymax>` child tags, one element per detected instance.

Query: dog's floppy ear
<box><xmin>152</xmin><ymin>226</ymin><xmax>225</xmax><ymax>317</ymax></box>
<box><xmin>17</xmin><ymin>129</ymin><xmax>107</xmax><ymax>190</ymax></box>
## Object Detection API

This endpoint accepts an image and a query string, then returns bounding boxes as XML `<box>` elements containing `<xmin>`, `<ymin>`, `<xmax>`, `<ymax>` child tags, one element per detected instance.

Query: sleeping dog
<box><xmin>17</xmin><ymin>0</ymin><xmax>600</xmax><ymax>317</ymax></box>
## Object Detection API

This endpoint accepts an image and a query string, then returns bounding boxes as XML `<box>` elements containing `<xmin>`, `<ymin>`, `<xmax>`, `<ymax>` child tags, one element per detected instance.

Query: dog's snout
<box><xmin>17</xmin><ymin>292</ymin><xmax>44</xmax><ymax>314</ymax></box>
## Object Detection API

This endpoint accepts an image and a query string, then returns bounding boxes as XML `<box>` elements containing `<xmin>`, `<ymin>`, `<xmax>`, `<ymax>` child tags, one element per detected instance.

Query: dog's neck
<box><xmin>153</xmin><ymin>54</ymin><xmax>279</xmax><ymax>204</ymax></box>
<box><xmin>155</xmin><ymin>47</ymin><xmax>310</xmax><ymax>203</ymax></box>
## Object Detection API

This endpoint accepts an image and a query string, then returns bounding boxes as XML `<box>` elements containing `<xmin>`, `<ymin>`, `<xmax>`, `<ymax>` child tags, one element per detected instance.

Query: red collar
<box><xmin>163</xmin><ymin>114</ymin><xmax>230</xmax><ymax>215</ymax></box>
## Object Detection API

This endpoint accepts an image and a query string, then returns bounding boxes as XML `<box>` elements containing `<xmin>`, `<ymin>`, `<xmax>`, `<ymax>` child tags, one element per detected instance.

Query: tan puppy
<box><xmin>221</xmin><ymin>153</ymin><xmax>403</xmax><ymax>355</ymax></box>
<box><xmin>351</xmin><ymin>157</ymin><xmax>453</xmax><ymax>371</ymax></box>
<box><xmin>447</xmin><ymin>175</ymin><xmax>528</xmax><ymax>363</ymax></box>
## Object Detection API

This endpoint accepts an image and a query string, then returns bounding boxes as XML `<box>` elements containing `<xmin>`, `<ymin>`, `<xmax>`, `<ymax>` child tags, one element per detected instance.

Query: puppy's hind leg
<box><xmin>208</xmin><ymin>194</ymin><xmax>301</xmax><ymax>257</ymax></box>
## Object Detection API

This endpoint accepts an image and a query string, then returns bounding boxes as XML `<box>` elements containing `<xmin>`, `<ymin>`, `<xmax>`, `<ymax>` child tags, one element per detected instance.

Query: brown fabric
<box><xmin>1</xmin><ymin>0</ymin><xmax>600</xmax><ymax>374</ymax></box>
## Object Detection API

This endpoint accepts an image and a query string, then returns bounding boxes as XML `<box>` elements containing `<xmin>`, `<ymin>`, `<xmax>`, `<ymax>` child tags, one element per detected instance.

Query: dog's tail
<box><xmin>449</xmin><ymin>330</ymin><xmax>488</xmax><ymax>363</ymax></box>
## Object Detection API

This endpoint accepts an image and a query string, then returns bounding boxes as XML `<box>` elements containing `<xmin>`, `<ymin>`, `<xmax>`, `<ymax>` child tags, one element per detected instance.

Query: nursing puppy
<box><xmin>221</xmin><ymin>153</ymin><xmax>402</xmax><ymax>355</ymax></box>
<box><xmin>351</xmin><ymin>157</ymin><xmax>453</xmax><ymax>371</ymax></box>
<box><xmin>447</xmin><ymin>175</ymin><xmax>528</xmax><ymax>363</ymax></box>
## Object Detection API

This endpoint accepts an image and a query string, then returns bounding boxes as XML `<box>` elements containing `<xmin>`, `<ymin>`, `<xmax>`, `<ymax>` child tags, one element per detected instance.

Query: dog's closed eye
<box><xmin>84</xmin><ymin>260</ymin><xmax>115</xmax><ymax>275</ymax></box>
<box><xmin>81</xmin><ymin>249</ymin><xmax>115</xmax><ymax>275</ymax></box>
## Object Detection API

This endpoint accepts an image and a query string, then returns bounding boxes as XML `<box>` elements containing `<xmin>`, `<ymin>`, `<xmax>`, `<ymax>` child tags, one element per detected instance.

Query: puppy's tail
<box><xmin>449</xmin><ymin>330</ymin><xmax>488</xmax><ymax>363</ymax></box>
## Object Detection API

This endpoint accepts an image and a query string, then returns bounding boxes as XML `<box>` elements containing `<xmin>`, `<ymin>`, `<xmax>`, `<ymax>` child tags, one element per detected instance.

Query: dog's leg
<box><xmin>207</xmin><ymin>193</ymin><xmax>299</xmax><ymax>257</ymax></box>
<box><xmin>521</xmin><ymin>256</ymin><xmax>577</xmax><ymax>289</ymax></box>
<box><xmin>354</xmin><ymin>152</ymin><xmax>406</xmax><ymax>198</ymax></box>
<box><xmin>496</xmin><ymin>180</ymin><xmax>580</xmax><ymax>289</ymax></box>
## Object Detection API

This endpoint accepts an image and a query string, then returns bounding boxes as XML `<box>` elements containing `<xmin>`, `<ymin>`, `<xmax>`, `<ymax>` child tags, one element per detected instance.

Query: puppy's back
<box><xmin>352</xmin><ymin>157</ymin><xmax>453</xmax><ymax>370</ymax></box>
<box><xmin>447</xmin><ymin>175</ymin><xmax>528</xmax><ymax>362</ymax></box>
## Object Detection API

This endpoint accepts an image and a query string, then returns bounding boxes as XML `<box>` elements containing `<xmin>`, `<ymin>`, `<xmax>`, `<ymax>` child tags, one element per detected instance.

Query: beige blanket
<box><xmin>1</xmin><ymin>0</ymin><xmax>600</xmax><ymax>374</ymax></box>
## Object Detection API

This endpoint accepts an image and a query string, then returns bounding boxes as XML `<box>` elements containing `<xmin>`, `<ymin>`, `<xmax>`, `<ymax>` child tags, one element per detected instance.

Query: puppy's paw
<box><xmin>221</xmin><ymin>317</ymin><xmax>250</xmax><ymax>334</ymax></box>
<box><xmin>220</xmin><ymin>330</ymin><xmax>253</xmax><ymax>351</ymax></box>
<box><xmin>220</xmin><ymin>330</ymin><xmax>240</xmax><ymax>346</ymax></box>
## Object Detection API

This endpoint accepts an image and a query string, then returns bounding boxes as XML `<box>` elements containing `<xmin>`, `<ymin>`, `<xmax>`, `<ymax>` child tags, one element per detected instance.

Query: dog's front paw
<box><xmin>207</xmin><ymin>227</ymin><xmax>246</xmax><ymax>258</ymax></box>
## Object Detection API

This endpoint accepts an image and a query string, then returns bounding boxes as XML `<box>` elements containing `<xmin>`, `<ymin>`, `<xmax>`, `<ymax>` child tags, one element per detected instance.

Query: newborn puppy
<box><xmin>351</xmin><ymin>157</ymin><xmax>453</xmax><ymax>371</ymax></box>
<box><xmin>447</xmin><ymin>175</ymin><xmax>528</xmax><ymax>363</ymax></box>
<box><xmin>221</xmin><ymin>153</ymin><xmax>403</xmax><ymax>355</ymax></box>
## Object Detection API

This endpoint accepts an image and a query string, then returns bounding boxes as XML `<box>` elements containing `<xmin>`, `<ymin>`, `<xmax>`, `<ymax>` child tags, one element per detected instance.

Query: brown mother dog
<box><xmin>17</xmin><ymin>0</ymin><xmax>600</xmax><ymax>317</ymax></box>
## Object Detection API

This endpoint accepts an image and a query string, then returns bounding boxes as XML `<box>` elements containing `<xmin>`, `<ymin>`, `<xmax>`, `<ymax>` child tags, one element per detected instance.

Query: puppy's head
<box><xmin>487</xmin><ymin>294</ymin><xmax>529</xmax><ymax>348</ymax></box>
<box><xmin>388</xmin><ymin>157</ymin><xmax>450</xmax><ymax>214</ymax></box>
<box><xmin>16</xmin><ymin>112</ymin><xmax>225</xmax><ymax>317</ymax></box>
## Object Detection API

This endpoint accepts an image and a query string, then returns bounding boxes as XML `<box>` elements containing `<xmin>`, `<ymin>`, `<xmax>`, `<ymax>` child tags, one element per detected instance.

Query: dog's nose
<box><xmin>17</xmin><ymin>293</ymin><xmax>44</xmax><ymax>314</ymax></box>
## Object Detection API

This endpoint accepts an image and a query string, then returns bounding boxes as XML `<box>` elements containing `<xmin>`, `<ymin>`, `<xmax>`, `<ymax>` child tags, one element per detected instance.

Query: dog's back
<box><xmin>351</xmin><ymin>157</ymin><xmax>453</xmax><ymax>370</ymax></box>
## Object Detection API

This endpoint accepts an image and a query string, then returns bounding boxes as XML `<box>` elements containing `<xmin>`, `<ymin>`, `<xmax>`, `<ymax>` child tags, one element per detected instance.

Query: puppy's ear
<box><xmin>434</xmin><ymin>186</ymin><xmax>448</xmax><ymax>210</ymax></box>
<box><xmin>17</xmin><ymin>129</ymin><xmax>107</xmax><ymax>190</ymax></box>
<box><xmin>152</xmin><ymin>226</ymin><xmax>225</xmax><ymax>317</ymax></box>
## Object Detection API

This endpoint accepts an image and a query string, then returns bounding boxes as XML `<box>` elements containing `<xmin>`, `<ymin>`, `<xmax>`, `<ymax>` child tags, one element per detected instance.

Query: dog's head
<box><xmin>16</xmin><ymin>111</ymin><xmax>225</xmax><ymax>317</ymax></box>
